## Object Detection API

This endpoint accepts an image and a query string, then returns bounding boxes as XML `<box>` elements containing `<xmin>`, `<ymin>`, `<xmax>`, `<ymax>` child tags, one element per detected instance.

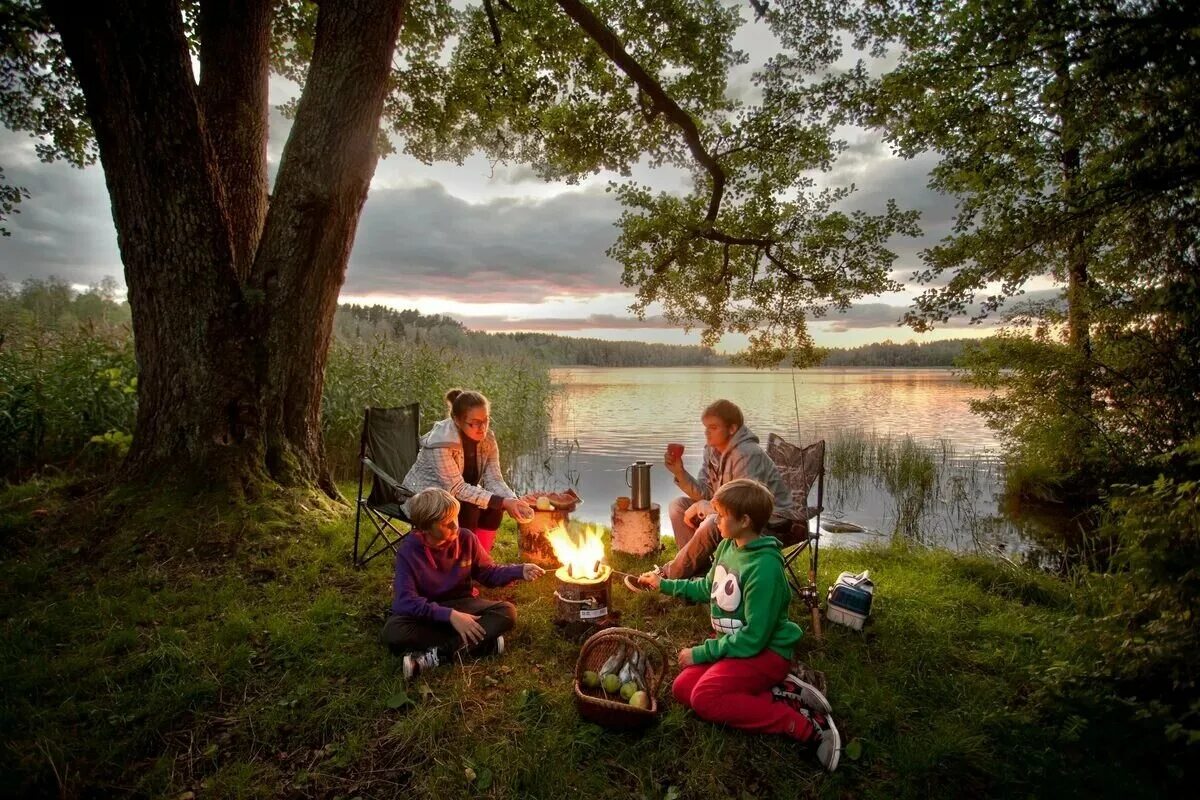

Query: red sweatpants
<box><xmin>473</xmin><ymin>528</ymin><xmax>497</xmax><ymax>553</ymax></box>
<box><xmin>672</xmin><ymin>649</ymin><xmax>814</xmax><ymax>740</ymax></box>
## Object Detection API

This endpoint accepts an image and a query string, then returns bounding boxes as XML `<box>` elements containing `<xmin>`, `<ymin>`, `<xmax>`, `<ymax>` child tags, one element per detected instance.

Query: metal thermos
<box><xmin>625</xmin><ymin>460</ymin><xmax>652</xmax><ymax>510</ymax></box>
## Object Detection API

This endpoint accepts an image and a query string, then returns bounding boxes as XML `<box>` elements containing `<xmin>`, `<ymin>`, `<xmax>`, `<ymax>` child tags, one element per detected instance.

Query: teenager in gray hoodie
<box><xmin>660</xmin><ymin>399</ymin><xmax>800</xmax><ymax>579</ymax></box>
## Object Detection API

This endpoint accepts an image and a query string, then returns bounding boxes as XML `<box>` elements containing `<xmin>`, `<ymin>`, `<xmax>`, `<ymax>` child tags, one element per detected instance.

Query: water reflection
<box><xmin>512</xmin><ymin>367</ymin><xmax>1032</xmax><ymax>555</ymax></box>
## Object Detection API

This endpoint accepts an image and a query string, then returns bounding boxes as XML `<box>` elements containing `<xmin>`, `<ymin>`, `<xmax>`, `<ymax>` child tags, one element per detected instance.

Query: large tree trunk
<box><xmin>254</xmin><ymin>0</ymin><xmax>409</xmax><ymax>494</ymax></box>
<box><xmin>46</xmin><ymin>0</ymin><xmax>409</xmax><ymax>496</ymax></box>
<box><xmin>48</xmin><ymin>0</ymin><xmax>265</xmax><ymax>487</ymax></box>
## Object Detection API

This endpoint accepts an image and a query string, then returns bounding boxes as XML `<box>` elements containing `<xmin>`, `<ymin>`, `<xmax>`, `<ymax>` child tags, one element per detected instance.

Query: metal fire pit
<box><xmin>553</xmin><ymin>564</ymin><xmax>620</xmax><ymax>642</ymax></box>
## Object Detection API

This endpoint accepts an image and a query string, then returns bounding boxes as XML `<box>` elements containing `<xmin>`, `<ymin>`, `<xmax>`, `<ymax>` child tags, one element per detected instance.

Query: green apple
<box><xmin>628</xmin><ymin>691</ymin><xmax>651</xmax><ymax>709</ymax></box>
<box><xmin>536</xmin><ymin>495</ymin><xmax>552</xmax><ymax>511</ymax></box>
<box><xmin>601</xmin><ymin>673</ymin><xmax>621</xmax><ymax>694</ymax></box>
<box><xmin>620</xmin><ymin>681</ymin><xmax>638</xmax><ymax>701</ymax></box>
<box><xmin>582</xmin><ymin>670</ymin><xmax>600</xmax><ymax>689</ymax></box>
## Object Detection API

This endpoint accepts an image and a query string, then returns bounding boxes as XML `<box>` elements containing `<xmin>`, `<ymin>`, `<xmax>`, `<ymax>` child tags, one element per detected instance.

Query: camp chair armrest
<box><xmin>363</xmin><ymin>457</ymin><xmax>414</xmax><ymax>502</ymax></box>
<box><xmin>796</xmin><ymin>505</ymin><xmax>823</xmax><ymax>522</ymax></box>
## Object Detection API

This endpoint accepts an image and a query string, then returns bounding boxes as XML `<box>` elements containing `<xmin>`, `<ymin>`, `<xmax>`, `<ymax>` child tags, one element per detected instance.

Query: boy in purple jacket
<box><xmin>381</xmin><ymin>488</ymin><xmax>545</xmax><ymax>679</ymax></box>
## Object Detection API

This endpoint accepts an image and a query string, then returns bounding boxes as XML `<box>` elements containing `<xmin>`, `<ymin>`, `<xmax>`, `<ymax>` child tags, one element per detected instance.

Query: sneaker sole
<box><xmin>817</xmin><ymin>716</ymin><xmax>841</xmax><ymax>772</ymax></box>
<box><xmin>782</xmin><ymin>675</ymin><xmax>833</xmax><ymax>715</ymax></box>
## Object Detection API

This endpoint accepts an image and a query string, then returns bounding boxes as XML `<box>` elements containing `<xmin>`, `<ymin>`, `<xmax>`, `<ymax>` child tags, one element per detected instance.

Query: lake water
<box><xmin>513</xmin><ymin>366</ymin><xmax>1032</xmax><ymax>555</ymax></box>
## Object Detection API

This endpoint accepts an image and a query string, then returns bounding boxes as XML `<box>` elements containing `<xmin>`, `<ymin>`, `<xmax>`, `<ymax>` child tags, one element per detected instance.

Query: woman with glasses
<box><xmin>401</xmin><ymin>388</ymin><xmax>535</xmax><ymax>553</ymax></box>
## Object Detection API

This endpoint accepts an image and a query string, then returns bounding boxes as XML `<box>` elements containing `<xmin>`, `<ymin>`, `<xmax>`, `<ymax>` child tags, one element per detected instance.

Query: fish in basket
<box><xmin>573</xmin><ymin>627</ymin><xmax>667</xmax><ymax>730</ymax></box>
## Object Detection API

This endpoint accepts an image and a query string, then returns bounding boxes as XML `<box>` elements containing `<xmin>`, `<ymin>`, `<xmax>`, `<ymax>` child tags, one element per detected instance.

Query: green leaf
<box><xmin>385</xmin><ymin>690</ymin><xmax>413</xmax><ymax>709</ymax></box>
<box><xmin>845</xmin><ymin>739</ymin><xmax>863</xmax><ymax>761</ymax></box>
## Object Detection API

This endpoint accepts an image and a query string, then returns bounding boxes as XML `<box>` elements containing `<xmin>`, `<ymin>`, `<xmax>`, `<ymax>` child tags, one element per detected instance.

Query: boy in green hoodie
<box><xmin>637</xmin><ymin>478</ymin><xmax>842</xmax><ymax>771</ymax></box>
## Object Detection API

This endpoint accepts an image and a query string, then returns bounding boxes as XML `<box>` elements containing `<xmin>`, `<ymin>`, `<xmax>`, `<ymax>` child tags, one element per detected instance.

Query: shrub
<box><xmin>1096</xmin><ymin>439</ymin><xmax>1200</xmax><ymax>746</ymax></box>
<box><xmin>0</xmin><ymin>324</ymin><xmax>137</xmax><ymax>479</ymax></box>
<box><xmin>321</xmin><ymin>336</ymin><xmax>553</xmax><ymax>482</ymax></box>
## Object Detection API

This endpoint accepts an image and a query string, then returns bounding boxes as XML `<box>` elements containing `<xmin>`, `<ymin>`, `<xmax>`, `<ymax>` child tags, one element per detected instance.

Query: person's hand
<box><xmin>684</xmin><ymin>500</ymin><xmax>712</xmax><ymax>528</ymax></box>
<box><xmin>677</xmin><ymin>648</ymin><xmax>694</xmax><ymax>668</ymax></box>
<box><xmin>504</xmin><ymin>497</ymin><xmax>535</xmax><ymax>523</ymax></box>
<box><xmin>522</xmin><ymin>563</ymin><xmax>545</xmax><ymax>581</ymax></box>
<box><xmin>663</xmin><ymin>446</ymin><xmax>684</xmax><ymax>475</ymax></box>
<box><xmin>449</xmin><ymin>609</ymin><xmax>486</xmax><ymax>646</ymax></box>
<box><xmin>638</xmin><ymin>570</ymin><xmax>662</xmax><ymax>591</ymax></box>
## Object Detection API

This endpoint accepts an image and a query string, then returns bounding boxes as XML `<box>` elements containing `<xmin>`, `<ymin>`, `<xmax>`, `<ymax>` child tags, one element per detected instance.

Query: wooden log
<box><xmin>611</xmin><ymin>502</ymin><xmax>661</xmax><ymax>556</ymax></box>
<box><xmin>518</xmin><ymin>508</ymin><xmax>569</xmax><ymax>567</ymax></box>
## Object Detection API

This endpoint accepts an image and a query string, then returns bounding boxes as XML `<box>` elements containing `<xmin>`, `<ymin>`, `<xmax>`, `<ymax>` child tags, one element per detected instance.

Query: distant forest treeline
<box><xmin>0</xmin><ymin>284</ymin><xmax>974</xmax><ymax>368</ymax></box>
<box><xmin>817</xmin><ymin>338</ymin><xmax>973</xmax><ymax>367</ymax></box>
<box><xmin>335</xmin><ymin>304</ymin><xmax>977</xmax><ymax>367</ymax></box>
<box><xmin>334</xmin><ymin>304</ymin><xmax>728</xmax><ymax>367</ymax></box>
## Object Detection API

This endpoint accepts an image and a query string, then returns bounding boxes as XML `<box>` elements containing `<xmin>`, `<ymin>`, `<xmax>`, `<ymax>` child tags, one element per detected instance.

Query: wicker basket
<box><xmin>573</xmin><ymin>627</ymin><xmax>667</xmax><ymax>730</ymax></box>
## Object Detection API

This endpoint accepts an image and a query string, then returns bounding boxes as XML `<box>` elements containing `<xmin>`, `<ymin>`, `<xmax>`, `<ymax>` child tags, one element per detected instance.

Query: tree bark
<box><xmin>1054</xmin><ymin>34</ymin><xmax>1096</xmax><ymax>479</ymax></box>
<box><xmin>46</xmin><ymin>0</ymin><xmax>410</xmax><ymax>496</ymax></box>
<box><xmin>47</xmin><ymin>0</ymin><xmax>265</xmax><ymax>488</ymax></box>
<box><xmin>253</xmin><ymin>0</ymin><xmax>409</xmax><ymax>494</ymax></box>
<box><xmin>199</xmin><ymin>0</ymin><xmax>273</xmax><ymax>279</ymax></box>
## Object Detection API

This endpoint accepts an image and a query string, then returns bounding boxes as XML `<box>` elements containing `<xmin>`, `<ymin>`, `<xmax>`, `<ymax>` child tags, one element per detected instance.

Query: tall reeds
<box><xmin>826</xmin><ymin>428</ymin><xmax>1002</xmax><ymax>546</ymax></box>
<box><xmin>321</xmin><ymin>336</ymin><xmax>553</xmax><ymax>481</ymax></box>
<box><xmin>0</xmin><ymin>323</ymin><xmax>138</xmax><ymax>478</ymax></box>
<box><xmin>0</xmin><ymin>323</ymin><xmax>554</xmax><ymax>483</ymax></box>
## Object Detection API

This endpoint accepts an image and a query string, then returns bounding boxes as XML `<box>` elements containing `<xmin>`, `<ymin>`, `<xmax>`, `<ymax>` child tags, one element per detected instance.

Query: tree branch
<box><xmin>483</xmin><ymin>0</ymin><xmax>502</xmax><ymax>47</ymax></box>
<box><xmin>555</xmin><ymin>0</ymin><xmax>725</xmax><ymax>223</ymax></box>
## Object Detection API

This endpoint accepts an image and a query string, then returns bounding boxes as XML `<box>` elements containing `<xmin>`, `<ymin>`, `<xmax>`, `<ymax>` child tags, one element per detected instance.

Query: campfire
<box><xmin>547</xmin><ymin>524</ymin><xmax>617</xmax><ymax>637</ymax></box>
<box><xmin>547</xmin><ymin>524</ymin><xmax>608</xmax><ymax>583</ymax></box>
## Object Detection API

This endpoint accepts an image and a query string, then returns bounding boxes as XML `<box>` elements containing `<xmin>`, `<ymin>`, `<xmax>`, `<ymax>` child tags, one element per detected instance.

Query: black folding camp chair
<box><xmin>353</xmin><ymin>404</ymin><xmax>422</xmax><ymax>567</ymax></box>
<box><xmin>766</xmin><ymin>433</ymin><xmax>826</xmax><ymax>639</ymax></box>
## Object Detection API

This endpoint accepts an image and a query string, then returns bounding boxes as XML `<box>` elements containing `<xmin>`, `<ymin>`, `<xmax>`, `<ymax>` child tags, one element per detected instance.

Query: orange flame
<box><xmin>546</xmin><ymin>524</ymin><xmax>606</xmax><ymax>580</ymax></box>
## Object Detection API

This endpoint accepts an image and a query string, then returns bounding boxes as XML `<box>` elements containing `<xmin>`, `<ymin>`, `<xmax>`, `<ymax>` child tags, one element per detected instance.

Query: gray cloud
<box><xmin>346</xmin><ymin>183</ymin><xmax>625</xmax><ymax>300</ymax></box>
<box><xmin>3</xmin><ymin>115</ymin><xmax>1028</xmax><ymax>335</ymax></box>
<box><xmin>453</xmin><ymin>313</ymin><xmax>677</xmax><ymax>332</ymax></box>
<box><xmin>1</xmin><ymin>131</ymin><xmax>122</xmax><ymax>286</ymax></box>
<box><xmin>819</xmin><ymin>287</ymin><xmax>1065</xmax><ymax>331</ymax></box>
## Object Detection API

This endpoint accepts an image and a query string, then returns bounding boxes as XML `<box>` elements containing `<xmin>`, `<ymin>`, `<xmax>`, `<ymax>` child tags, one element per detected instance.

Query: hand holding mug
<box><xmin>664</xmin><ymin>442</ymin><xmax>685</xmax><ymax>474</ymax></box>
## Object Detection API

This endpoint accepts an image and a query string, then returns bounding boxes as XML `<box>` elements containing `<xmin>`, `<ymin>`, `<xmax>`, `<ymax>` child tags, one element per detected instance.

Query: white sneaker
<box><xmin>802</xmin><ymin>709</ymin><xmax>841</xmax><ymax>772</ymax></box>
<box><xmin>402</xmin><ymin>646</ymin><xmax>440</xmax><ymax>680</ymax></box>
<box><xmin>771</xmin><ymin>673</ymin><xmax>833</xmax><ymax>715</ymax></box>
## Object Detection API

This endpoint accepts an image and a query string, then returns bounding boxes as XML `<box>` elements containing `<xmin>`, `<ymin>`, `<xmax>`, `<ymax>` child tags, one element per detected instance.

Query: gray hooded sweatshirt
<box><xmin>673</xmin><ymin>425</ymin><xmax>796</xmax><ymax>524</ymax></box>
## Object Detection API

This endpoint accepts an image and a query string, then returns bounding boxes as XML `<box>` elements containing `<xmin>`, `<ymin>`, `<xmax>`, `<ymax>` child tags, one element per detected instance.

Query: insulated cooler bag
<box><xmin>826</xmin><ymin>570</ymin><xmax>874</xmax><ymax>630</ymax></box>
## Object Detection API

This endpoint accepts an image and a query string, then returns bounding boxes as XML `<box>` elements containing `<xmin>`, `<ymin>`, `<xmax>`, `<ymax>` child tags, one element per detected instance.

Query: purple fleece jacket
<box><xmin>390</xmin><ymin>528</ymin><xmax>525</xmax><ymax>621</ymax></box>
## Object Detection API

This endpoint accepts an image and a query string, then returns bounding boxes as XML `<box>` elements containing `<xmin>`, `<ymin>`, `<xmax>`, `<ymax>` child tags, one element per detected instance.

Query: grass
<box><xmin>0</xmin><ymin>480</ymin><xmax>1188</xmax><ymax>799</ymax></box>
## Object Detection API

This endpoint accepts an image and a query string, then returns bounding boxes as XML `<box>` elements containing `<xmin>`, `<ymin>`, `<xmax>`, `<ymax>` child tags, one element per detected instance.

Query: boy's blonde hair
<box><xmin>712</xmin><ymin>478</ymin><xmax>774</xmax><ymax>532</ymax></box>
<box><xmin>408</xmin><ymin>487</ymin><xmax>460</xmax><ymax>530</ymax></box>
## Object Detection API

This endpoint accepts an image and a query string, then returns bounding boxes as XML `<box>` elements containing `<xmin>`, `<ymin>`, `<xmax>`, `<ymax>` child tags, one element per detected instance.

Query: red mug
<box><xmin>666</xmin><ymin>443</ymin><xmax>685</xmax><ymax>460</ymax></box>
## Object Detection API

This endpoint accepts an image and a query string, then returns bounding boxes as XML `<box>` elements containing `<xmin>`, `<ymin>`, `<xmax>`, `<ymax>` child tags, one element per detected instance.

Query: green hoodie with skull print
<box><xmin>659</xmin><ymin>535</ymin><xmax>803</xmax><ymax>665</ymax></box>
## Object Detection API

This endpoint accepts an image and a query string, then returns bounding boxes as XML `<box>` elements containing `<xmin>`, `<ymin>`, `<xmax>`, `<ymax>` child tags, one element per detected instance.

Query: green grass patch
<box><xmin>0</xmin><ymin>482</ymin><xmax>1187</xmax><ymax>798</ymax></box>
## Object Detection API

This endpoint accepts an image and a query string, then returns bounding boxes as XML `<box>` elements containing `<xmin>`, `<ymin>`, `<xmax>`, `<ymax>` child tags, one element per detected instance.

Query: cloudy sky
<box><xmin>0</xmin><ymin>6</ymin><xmax>1055</xmax><ymax>351</ymax></box>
